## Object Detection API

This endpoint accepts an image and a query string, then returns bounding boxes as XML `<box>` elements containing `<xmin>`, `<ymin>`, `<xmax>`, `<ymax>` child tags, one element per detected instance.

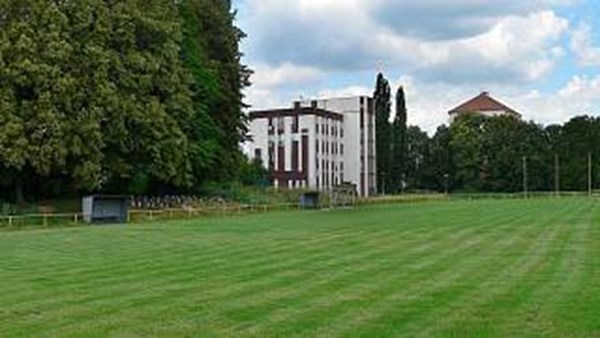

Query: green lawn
<box><xmin>1</xmin><ymin>198</ymin><xmax>599</xmax><ymax>337</ymax></box>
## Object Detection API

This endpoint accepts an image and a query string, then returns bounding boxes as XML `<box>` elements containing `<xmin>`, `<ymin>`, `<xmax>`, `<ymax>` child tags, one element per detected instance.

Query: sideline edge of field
<box><xmin>1</xmin><ymin>192</ymin><xmax>598</xmax><ymax>231</ymax></box>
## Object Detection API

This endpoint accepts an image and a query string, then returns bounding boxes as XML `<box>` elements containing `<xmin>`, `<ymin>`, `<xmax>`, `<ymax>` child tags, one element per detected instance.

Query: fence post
<box><xmin>74</xmin><ymin>213</ymin><xmax>78</xmax><ymax>225</ymax></box>
<box><xmin>8</xmin><ymin>216</ymin><xmax>13</xmax><ymax>227</ymax></box>
<box><xmin>43</xmin><ymin>214</ymin><xmax>48</xmax><ymax>227</ymax></box>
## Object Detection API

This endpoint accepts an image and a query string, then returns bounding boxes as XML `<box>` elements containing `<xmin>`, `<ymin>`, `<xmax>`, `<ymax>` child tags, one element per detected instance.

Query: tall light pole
<box><xmin>522</xmin><ymin>156</ymin><xmax>528</xmax><ymax>199</ymax></box>
<box><xmin>444</xmin><ymin>173</ymin><xmax>449</xmax><ymax>195</ymax></box>
<box><xmin>555</xmin><ymin>153</ymin><xmax>560</xmax><ymax>198</ymax></box>
<box><xmin>588</xmin><ymin>152</ymin><xmax>593</xmax><ymax>196</ymax></box>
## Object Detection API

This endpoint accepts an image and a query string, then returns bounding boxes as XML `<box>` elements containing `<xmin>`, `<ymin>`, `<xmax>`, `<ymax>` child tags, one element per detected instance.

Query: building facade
<box><xmin>449</xmin><ymin>92</ymin><xmax>521</xmax><ymax>123</ymax></box>
<box><xmin>248</xmin><ymin>96</ymin><xmax>377</xmax><ymax>197</ymax></box>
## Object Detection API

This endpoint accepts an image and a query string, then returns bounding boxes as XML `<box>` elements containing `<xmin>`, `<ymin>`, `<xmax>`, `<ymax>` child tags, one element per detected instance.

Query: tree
<box><xmin>373</xmin><ymin>73</ymin><xmax>391</xmax><ymax>194</ymax></box>
<box><xmin>0</xmin><ymin>0</ymin><xmax>71</xmax><ymax>202</ymax></box>
<box><xmin>556</xmin><ymin>116</ymin><xmax>600</xmax><ymax>191</ymax></box>
<box><xmin>390</xmin><ymin>85</ymin><xmax>408</xmax><ymax>193</ymax></box>
<box><xmin>0</xmin><ymin>0</ymin><xmax>210</xmax><ymax>201</ymax></box>
<box><xmin>179</xmin><ymin>0</ymin><xmax>252</xmax><ymax>182</ymax></box>
<box><xmin>449</xmin><ymin>114</ymin><xmax>487</xmax><ymax>192</ymax></box>
<box><xmin>425</xmin><ymin>125</ymin><xmax>453</xmax><ymax>192</ymax></box>
<box><xmin>405</xmin><ymin>126</ymin><xmax>430</xmax><ymax>191</ymax></box>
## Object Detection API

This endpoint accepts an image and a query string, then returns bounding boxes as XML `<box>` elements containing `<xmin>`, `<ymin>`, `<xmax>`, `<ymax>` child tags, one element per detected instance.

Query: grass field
<box><xmin>1</xmin><ymin>198</ymin><xmax>599</xmax><ymax>337</ymax></box>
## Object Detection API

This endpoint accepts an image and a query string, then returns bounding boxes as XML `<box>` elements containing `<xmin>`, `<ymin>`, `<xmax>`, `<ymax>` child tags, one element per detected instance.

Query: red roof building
<box><xmin>448</xmin><ymin>92</ymin><xmax>521</xmax><ymax>122</ymax></box>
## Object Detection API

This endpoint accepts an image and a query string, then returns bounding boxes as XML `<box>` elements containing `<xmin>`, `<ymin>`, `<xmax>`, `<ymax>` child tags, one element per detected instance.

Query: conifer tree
<box><xmin>373</xmin><ymin>73</ymin><xmax>391</xmax><ymax>194</ymax></box>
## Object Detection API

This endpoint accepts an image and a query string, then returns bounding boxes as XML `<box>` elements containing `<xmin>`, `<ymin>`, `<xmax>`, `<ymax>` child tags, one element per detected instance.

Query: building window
<box><xmin>315</xmin><ymin>123</ymin><xmax>319</xmax><ymax>133</ymax></box>
<box><xmin>254</xmin><ymin>148</ymin><xmax>262</xmax><ymax>162</ymax></box>
<box><xmin>268</xmin><ymin>142</ymin><xmax>275</xmax><ymax>170</ymax></box>
<box><xmin>277</xmin><ymin>117</ymin><xmax>284</xmax><ymax>134</ymax></box>
<box><xmin>340</xmin><ymin>127</ymin><xmax>344</xmax><ymax>138</ymax></box>
<box><xmin>292</xmin><ymin>141</ymin><xmax>299</xmax><ymax>171</ymax></box>
<box><xmin>268</xmin><ymin>118</ymin><xmax>274</xmax><ymax>135</ymax></box>
<box><xmin>360</xmin><ymin>108</ymin><xmax>365</xmax><ymax>130</ymax></box>
<box><xmin>341</xmin><ymin>144</ymin><xmax>344</xmax><ymax>155</ymax></box>
<box><xmin>292</xmin><ymin>115</ymin><xmax>299</xmax><ymax>133</ymax></box>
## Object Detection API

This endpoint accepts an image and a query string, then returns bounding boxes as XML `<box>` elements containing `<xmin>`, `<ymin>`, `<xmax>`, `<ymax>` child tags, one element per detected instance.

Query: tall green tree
<box><xmin>0</xmin><ymin>0</ymin><xmax>72</xmax><ymax>202</ymax></box>
<box><xmin>373</xmin><ymin>73</ymin><xmax>391</xmax><ymax>194</ymax></box>
<box><xmin>449</xmin><ymin>114</ymin><xmax>487</xmax><ymax>192</ymax></box>
<box><xmin>390</xmin><ymin>85</ymin><xmax>408</xmax><ymax>193</ymax></box>
<box><xmin>0</xmin><ymin>0</ymin><xmax>206</xmax><ymax>201</ymax></box>
<box><xmin>556</xmin><ymin>116</ymin><xmax>600</xmax><ymax>191</ymax></box>
<box><xmin>179</xmin><ymin>0</ymin><xmax>252</xmax><ymax>182</ymax></box>
<box><xmin>405</xmin><ymin>126</ymin><xmax>430</xmax><ymax>191</ymax></box>
<box><xmin>425</xmin><ymin>125</ymin><xmax>453</xmax><ymax>192</ymax></box>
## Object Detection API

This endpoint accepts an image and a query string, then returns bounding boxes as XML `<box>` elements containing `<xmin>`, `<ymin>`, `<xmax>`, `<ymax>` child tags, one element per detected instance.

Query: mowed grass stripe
<box><xmin>395</xmin><ymin>198</ymin><xmax>593</xmax><ymax>337</ymax></box>
<box><xmin>0</xmin><ymin>201</ymin><xmax>548</xmax><ymax>336</ymax></box>
<box><xmin>489</xmin><ymin>200</ymin><xmax>600</xmax><ymax>336</ymax></box>
<box><xmin>0</xmin><ymin>207</ymin><xmax>446</xmax><ymax>332</ymax></box>
<box><xmin>23</xmin><ymin>205</ymin><xmax>482</xmax><ymax>334</ymax></box>
<box><xmin>0</xmin><ymin>202</ymin><xmax>473</xmax><ymax>305</ymax></box>
<box><xmin>408</xmin><ymin>200</ymin><xmax>585</xmax><ymax>337</ymax></box>
<box><xmin>281</xmin><ymin>199</ymin><xmax>574</xmax><ymax>337</ymax></box>
<box><xmin>0</xmin><ymin>226</ymin><xmax>361</xmax><ymax>306</ymax></box>
<box><xmin>47</xmin><ymin>201</ymin><xmax>536</xmax><ymax>336</ymax></box>
<box><xmin>0</xmin><ymin>198</ymin><xmax>599</xmax><ymax>337</ymax></box>
<box><xmin>2</xmin><ymin>201</ymin><xmax>520</xmax><ymax>336</ymax></box>
<box><xmin>220</xmin><ymin>200</ymin><xmax>540</xmax><ymax>335</ymax></box>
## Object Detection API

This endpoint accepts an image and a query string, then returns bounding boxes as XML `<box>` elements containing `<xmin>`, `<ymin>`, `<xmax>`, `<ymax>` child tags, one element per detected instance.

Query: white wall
<box><xmin>249</xmin><ymin>95</ymin><xmax>377</xmax><ymax>197</ymax></box>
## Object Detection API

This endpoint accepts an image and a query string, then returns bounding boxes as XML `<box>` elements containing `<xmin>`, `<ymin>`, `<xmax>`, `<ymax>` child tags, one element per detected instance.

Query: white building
<box><xmin>248</xmin><ymin>96</ymin><xmax>377</xmax><ymax>197</ymax></box>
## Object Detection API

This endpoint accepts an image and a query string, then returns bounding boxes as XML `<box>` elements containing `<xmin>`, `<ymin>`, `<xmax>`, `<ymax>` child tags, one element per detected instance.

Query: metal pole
<box><xmin>589</xmin><ymin>152</ymin><xmax>593</xmax><ymax>196</ymax></box>
<box><xmin>555</xmin><ymin>153</ymin><xmax>560</xmax><ymax>198</ymax></box>
<box><xmin>523</xmin><ymin>156</ymin><xmax>528</xmax><ymax>199</ymax></box>
<box><xmin>444</xmin><ymin>174</ymin><xmax>449</xmax><ymax>195</ymax></box>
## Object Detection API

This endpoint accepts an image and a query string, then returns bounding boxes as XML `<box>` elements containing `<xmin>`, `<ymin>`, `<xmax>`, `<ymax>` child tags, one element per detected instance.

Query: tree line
<box><xmin>374</xmin><ymin>73</ymin><xmax>600</xmax><ymax>194</ymax></box>
<box><xmin>0</xmin><ymin>0</ymin><xmax>254</xmax><ymax>203</ymax></box>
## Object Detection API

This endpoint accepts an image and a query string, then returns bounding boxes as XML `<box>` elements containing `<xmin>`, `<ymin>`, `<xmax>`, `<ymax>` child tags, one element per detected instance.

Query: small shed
<box><xmin>82</xmin><ymin>195</ymin><xmax>129</xmax><ymax>224</ymax></box>
<box><xmin>300</xmin><ymin>192</ymin><xmax>320</xmax><ymax>209</ymax></box>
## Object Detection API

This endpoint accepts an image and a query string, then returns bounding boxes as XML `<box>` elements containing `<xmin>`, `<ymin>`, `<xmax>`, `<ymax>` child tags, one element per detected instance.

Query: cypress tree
<box><xmin>391</xmin><ymin>85</ymin><xmax>408</xmax><ymax>193</ymax></box>
<box><xmin>373</xmin><ymin>73</ymin><xmax>391</xmax><ymax>194</ymax></box>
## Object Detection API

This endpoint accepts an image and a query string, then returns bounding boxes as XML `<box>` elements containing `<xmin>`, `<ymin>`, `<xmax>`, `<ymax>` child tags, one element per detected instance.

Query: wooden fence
<box><xmin>8</xmin><ymin>192</ymin><xmax>592</xmax><ymax>230</ymax></box>
<box><xmin>0</xmin><ymin>203</ymin><xmax>303</xmax><ymax>230</ymax></box>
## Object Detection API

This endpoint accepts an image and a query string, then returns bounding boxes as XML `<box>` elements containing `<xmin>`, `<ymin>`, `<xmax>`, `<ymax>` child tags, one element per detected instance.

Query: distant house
<box><xmin>448</xmin><ymin>92</ymin><xmax>521</xmax><ymax>122</ymax></box>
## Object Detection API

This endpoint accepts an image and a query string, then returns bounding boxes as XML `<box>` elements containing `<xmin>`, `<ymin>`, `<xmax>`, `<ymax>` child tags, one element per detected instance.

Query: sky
<box><xmin>234</xmin><ymin>0</ymin><xmax>600</xmax><ymax>133</ymax></box>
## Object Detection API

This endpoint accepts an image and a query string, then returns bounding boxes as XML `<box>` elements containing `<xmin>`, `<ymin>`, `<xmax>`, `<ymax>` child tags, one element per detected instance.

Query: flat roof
<box><xmin>249</xmin><ymin>107</ymin><xmax>344</xmax><ymax>121</ymax></box>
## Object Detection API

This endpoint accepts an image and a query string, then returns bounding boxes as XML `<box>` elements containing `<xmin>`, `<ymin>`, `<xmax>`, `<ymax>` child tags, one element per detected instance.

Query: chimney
<box><xmin>481</xmin><ymin>91</ymin><xmax>489</xmax><ymax>97</ymax></box>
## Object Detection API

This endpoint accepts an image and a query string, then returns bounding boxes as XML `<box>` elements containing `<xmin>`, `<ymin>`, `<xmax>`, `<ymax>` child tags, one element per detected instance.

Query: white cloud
<box><xmin>317</xmin><ymin>86</ymin><xmax>371</xmax><ymax>99</ymax></box>
<box><xmin>306</xmin><ymin>74</ymin><xmax>600</xmax><ymax>135</ymax></box>
<box><xmin>241</xmin><ymin>1</ymin><xmax>570</xmax><ymax>85</ymax></box>
<box><xmin>251</xmin><ymin>63</ymin><xmax>324</xmax><ymax>88</ymax></box>
<box><xmin>245</xmin><ymin>63</ymin><xmax>325</xmax><ymax>110</ymax></box>
<box><xmin>237</xmin><ymin>0</ymin><xmax>591</xmax><ymax>133</ymax></box>
<box><xmin>570</xmin><ymin>23</ymin><xmax>600</xmax><ymax>66</ymax></box>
